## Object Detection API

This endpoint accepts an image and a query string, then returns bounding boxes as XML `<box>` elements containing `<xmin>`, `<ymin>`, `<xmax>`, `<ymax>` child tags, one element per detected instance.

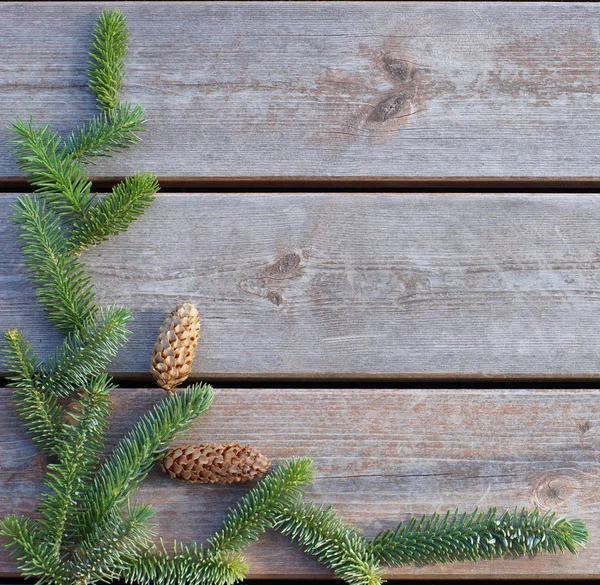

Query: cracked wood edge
<box><xmin>2</xmin><ymin>193</ymin><xmax>600</xmax><ymax>378</ymax></box>
<box><xmin>1</xmin><ymin>2</ymin><xmax>600</xmax><ymax>180</ymax></box>
<box><xmin>0</xmin><ymin>387</ymin><xmax>598</xmax><ymax>578</ymax></box>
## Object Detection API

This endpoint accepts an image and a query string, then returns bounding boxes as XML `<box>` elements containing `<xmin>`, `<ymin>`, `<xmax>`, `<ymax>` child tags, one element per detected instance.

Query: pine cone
<box><xmin>151</xmin><ymin>302</ymin><xmax>200</xmax><ymax>392</ymax></box>
<box><xmin>161</xmin><ymin>443</ymin><xmax>271</xmax><ymax>484</ymax></box>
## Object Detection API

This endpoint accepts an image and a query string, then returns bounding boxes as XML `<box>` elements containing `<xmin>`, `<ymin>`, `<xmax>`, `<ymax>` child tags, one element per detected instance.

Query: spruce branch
<box><xmin>64</xmin><ymin>103</ymin><xmax>146</xmax><ymax>163</ymax></box>
<box><xmin>12</xmin><ymin>195</ymin><xmax>96</xmax><ymax>333</ymax></box>
<box><xmin>89</xmin><ymin>10</ymin><xmax>129</xmax><ymax>112</ymax></box>
<box><xmin>0</xmin><ymin>515</ymin><xmax>66</xmax><ymax>584</ymax></box>
<box><xmin>40</xmin><ymin>306</ymin><xmax>132</xmax><ymax>397</ymax></box>
<box><xmin>69</xmin><ymin>503</ymin><xmax>155</xmax><ymax>585</ymax></box>
<box><xmin>79</xmin><ymin>383</ymin><xmax>214</xmax><ymax>537</ymax></box>
<box><xmin>122</xmin><ymin>541</ymin><xmax>248</xmax><ymax>585</ymax></box>
<box><xmin>38</xmin><ymin>375</ymin><xmax>116</xmax><ymax>555</ymax></box>
<box><xmin>275</xmin><ymin>503</ymin><xmax>382</xmax><ymax>585</ymax></box>
<box><xmin>368</xmin><ymin>508</ymin><xmax>588</xmax><ymax>567</ymax></box>
<box><xmin>10</xmin><ymin>118</ymin><xmax>94</xmax><ymax>220</ymax></box>
<box><xmin>69</xmin><ymin>172</ymin><xmax>159</xmax><ymax>252</ymax></box>
<box><xmin>1</xmin><ymin>329</ymin><xmax>64</xmax><ymax>456</ymax></box>
<box><xmin>207</xmin><ymin>458</ymin><xmax>315</xmax><ymax>555</ymax></box>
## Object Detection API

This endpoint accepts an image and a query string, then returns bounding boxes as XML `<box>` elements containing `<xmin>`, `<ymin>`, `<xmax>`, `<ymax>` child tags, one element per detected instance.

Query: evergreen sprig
<box><xmin>10</xmin><ymin>118</ymin><xmax>94</xmax><ymax>221</ymax></box>
<box><xmin>276</xmin><ymin>503</ymin><xmax>382</xmax><ymax>585</ymax></box>
<box><xmin>65</xmin><ymin>103</ymin><xmax>146</xmax><ymax>163</ymax></box>
<box><xmin>0</xmin><ymin>515</ymin><xmax>66</xmax><ymax>584</ymax></box>
<box><xmin>207</xmin><ymin>458</ymin><xmax>314</xmax><ymax>555</ymax></box>
<box><xmin>12</xmin><ymin>194</ymin><xmax>96</xmax><ymax>333</ymax></box>
<box><xmin>1</xmin><ymin>329</ymin><xmax>64</xmax><ymax>456</ymax></box>
<box><xmin>122</xmin><ymin>542</ymin><xmax>248</xmax><ymax>585</ymax></box>
<box><xmin>89</xmin><ymin>9</ymin><xmax>129</xmax><ymax>112</ymax></box>
<box><xmin>41</xmin><ymin>306</ymin><xmax>132</xmax><ymax>397</ymax></box>
<box><xmin>69</xmin><ymin>503</ymin><xmax>155</xmax><ymax>584</ymax></box>
<box><xmin>368</xmin><ymin>508</ymin><xmax>589</xmax><ymax>566</ymax></box>
<box><xmin>78</xmin><ymin>383</ymin><xmax>214</xmax><ymax>538</ymax></box>
<box><xmin>69</xmin><ymin>172</ymin><xmax>159</xmax><ymax>251</ymax></box>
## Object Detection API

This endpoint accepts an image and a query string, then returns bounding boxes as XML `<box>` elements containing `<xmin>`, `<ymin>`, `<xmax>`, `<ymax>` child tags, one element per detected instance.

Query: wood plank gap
<box><xmin>5</xmin><ymin>178</ymin><xmax>600</xmax><ymax>195</ymax></box>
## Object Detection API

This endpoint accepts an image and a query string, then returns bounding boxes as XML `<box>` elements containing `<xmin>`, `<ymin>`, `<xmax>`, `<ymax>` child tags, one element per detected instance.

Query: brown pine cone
<box><xmin>161</xmin><ymin>443</ymin><xmax>271</xmax><ymax>484</ymax></box>
<box><xmin>151</xmin><ymin>302</ymin><xmax>200</xmax><ymax>392</ymax></box>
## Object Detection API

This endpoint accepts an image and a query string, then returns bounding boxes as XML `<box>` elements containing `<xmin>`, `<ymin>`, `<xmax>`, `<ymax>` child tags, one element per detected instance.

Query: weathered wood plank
<box><xmin>3</xmin><ymin>193</ymin><xmax>600</xmax><ymax>379</ymax></box>
<box><xmin>0</xmin><ymin>387</ymin><xmax>598</xmax><ymax>578</ymax></box>
<box><xmin>1</xmin><ymin>2</ymin><xmax>600</xmax><ymax>181</ymax></box>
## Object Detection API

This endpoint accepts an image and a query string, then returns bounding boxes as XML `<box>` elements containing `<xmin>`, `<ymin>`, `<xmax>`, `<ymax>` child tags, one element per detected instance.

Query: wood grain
<box><xmin>2</xmin><ymin>193</ymin><xmax>600</xmax><ymax>379</ymax></box>
<box><xmin>1</xmin><ymin>2</ymin><xmax>600</xmax><ymax>181</ymax></box>
<box><xmin>0</xmin><ymin>386</ymin><xmax>597</xmax><ymax>578</ymax></box>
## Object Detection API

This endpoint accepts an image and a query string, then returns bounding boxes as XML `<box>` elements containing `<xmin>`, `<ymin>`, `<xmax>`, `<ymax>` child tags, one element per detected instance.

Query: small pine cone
<box><xmin>161</xmin><ymin>443</ymin><xmax>271</xmax><ymax>484</ymax></box>
<box><xmin>151</xmin><ymin>302</ymin><xmax>200</xmax><ymax>392</ymax></box>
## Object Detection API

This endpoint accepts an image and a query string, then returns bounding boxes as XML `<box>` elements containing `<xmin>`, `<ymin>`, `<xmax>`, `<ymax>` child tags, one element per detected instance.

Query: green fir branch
<box><xmin>89</xmin><ymin>10</ymin><xmax>129</xmax><ymax>112</ymax></box>
<box><xmin>69</xmin><ymin>503</ymin><xmax>155</xmax><ymax>585</ymax></box>
<box><xmin>12</xmin><ymin>195</ymin><xmax>96</xmax><ymax>333</ymax></box>
<box><xmin>10</xmin><ymin>118</ymin><xmax>94</xmax><ymax>220</ymax></box>
<box><xmin>275</xmin><ymin>503</ymin><xmax>382</xmax><ymax>585</ymax></box>
<box><xmin>1</xmin><ymin>329</ymin><xmax>64</xmax><ymax>456</ymax></box>
<box><xmin>38</xmin><ymin>375</ymin><xmax>116</xmax><ymax>555</ymax></box>
<box><xmin>122</xmin><ymin>541</ymin><xmax>248</xmax><ymax>585</ymax></box>
<box><xmin>69</xmin><ymin>172</ymin><xmax>159</xmax><ymax>251</ymax></box>
<box><xmin>78</xmin><ymin>383</ymin><xmax>214</xmax><ymax>538</ymax></box>
<box><xmin>207</xmin><ymin>458</ymin><xmax>315</xmax><ymax>555</ymax></box>
<box><xmin>0</xmin><ymin>515</ymin><xmax>66</xmax><ymax>584</ymax></box>
<box><xmin>368</xmin><ymin>508</ymin><xmax>588</xmax><ymax>567</ymax></box>
<box><xmin>40</xmin><ymin>306</ymin><xmax>132</xmax><ymax>397</ymax></box>
<box><xmin>64</xmin><ymin>103</ymin><xmax>146</xmax><ymax>163</ymax></box>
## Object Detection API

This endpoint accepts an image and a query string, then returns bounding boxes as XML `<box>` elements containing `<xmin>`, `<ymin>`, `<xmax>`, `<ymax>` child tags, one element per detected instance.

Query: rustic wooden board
<box><xmin>1</xmin><ymin>2</ymin><xmax>600</xmax><ymax>181</ymax></box>
<box><xmin>0</xmin><ymin>386</ymin><xmax>598</xmax><ymax>578</ymax></box>
<box><xmin>2</xmin><ymin>193</ymin><xmax>600</xmax><ymax>379</ymax></box>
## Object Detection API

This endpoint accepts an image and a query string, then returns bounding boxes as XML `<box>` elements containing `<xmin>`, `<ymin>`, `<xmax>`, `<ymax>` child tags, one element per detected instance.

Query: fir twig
<box><xmin>12</xmin><ymin>195</ymin><xmax>96</xmax><ymax>333</ymax></box>
<box><xmin>69</xmin><ymin>503</ymin><xmax>155</xmax><ymax>585</ymax></box>
<box><xmin>1</xmin><ymin>329</ymin><xmax>64</xmax><ymax>456</ymax></box>
<box><xmin>10</xmin><ymin>118</ymin><xmax>94</xmax><ymax>221</ymax></box>
<box><xmin>38</xmin><ymin>375</ymin><xmax>116</xmax><ymax>555</ymax></box>
<box><xmin>89</xmin><ymin>10</ymin><xmax>129</xmax><ymax>112</ymax></box>
<box><xmin>40</xmin><ymin>306</ymin><xmax>132</xmax><ymax>397</ymax></box>
<box><xmin>0</xmin><ymin>515</ymin><xmax>66</xmax><ymax>585</ymax></box>
<box><xmin>275</xmin><ymin>503</ymin><xmax>382</xmax><ymax>585</ymax></box>
<box><xmin>64</xmin><ymin>103</ymin><xmax>146</xmax><ymax>163</ymax></box>
<box><xmin>207</xmin><ymin>458</ymin><xmax>315</xmax><ymax>555</ymax></box>
<box><xmin>368</xmin><ymin>508</ymin><xmax>589</xmax><ymax>567</ymax></box>
<box><xmin>79</xmin><ymin>383</ymin><xmax>214</xmax><ymax>537</ymax></box>
<box><xmin>69</xmin><ymin>172</ymin><xmax>159</xmax><ymax>252</ymax></box>
<box><xmin>122</xmin><ymin>541</ymin><xmax>248</xmax><ymax>585</ymax></box>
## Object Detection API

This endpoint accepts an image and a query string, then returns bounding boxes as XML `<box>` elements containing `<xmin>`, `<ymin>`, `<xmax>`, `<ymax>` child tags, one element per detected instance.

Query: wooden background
<box><xmin>1</xmin><ymin>1</ymin><xmax>599</xmax><ymax>580</ymax></box>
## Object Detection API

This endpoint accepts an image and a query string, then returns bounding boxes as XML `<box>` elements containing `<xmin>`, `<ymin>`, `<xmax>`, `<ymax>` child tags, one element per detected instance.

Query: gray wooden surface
<box><xmin>2</xmin><ymin>193</ymin><xmax>600</xmax><ymax>379</ymax></box>
<box><xmin>1</xmin><ymin>386</ymin><xmax>597</xmax><ymax>578</ymax></box>
<box><xmin>1</xmin><ymin>2</ymin><xmax>600</xmax><ymax>181</ymax></box>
